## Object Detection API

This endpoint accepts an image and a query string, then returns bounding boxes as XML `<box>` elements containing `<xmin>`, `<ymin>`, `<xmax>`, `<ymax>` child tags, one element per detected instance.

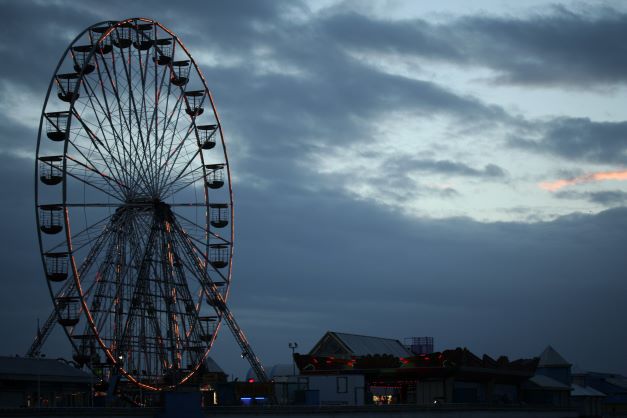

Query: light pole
<box><xmin>36</xmin><ymin>353</ymin><xmax>45</xmax><ymax>408</ymax></box>
<box><xmin>288</xmin><ymin>342</ymin><xmax>298</xmax><ymax>376</ymax></box>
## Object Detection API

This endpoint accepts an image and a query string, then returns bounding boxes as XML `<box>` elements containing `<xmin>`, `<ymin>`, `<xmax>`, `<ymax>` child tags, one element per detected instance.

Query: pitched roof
<box><xmin>606</xmin><ymin>377</ymin><xmax>627</xmax><ymax>390</ymax></box>
<box><xmin>538</xmin><ymin>346</ymin><xmax>571</xmax><ymax>368</ymax></box>
<box><xmin>311</xmin><ymin>331</ymin><xmax>411</xmax><ymax>358</ymax></box>
<box><xmin>204</xmin><ymin>356</ymin><xmax>225</xmax><ymax>374</ymax></box>
<box><xmin>571</xmin><ymin>383</ymin><xmax>606</xmax><ymax>397</ymax></box>
<box><xmin>528</xmin><ymin>374</ymin><xmax>571</xmax><ymax>390</ymax></box>
<box><xmin>0</xmin><ymin>356</ymin><xmax>92</xmax><ymax>383</ymax></box>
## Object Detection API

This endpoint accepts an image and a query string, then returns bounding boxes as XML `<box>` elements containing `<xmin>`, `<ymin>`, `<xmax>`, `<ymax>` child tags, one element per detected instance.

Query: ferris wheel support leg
<box><xmin>26</xmin><ymin>279</ymin><xmax>77</xmax><ymax>357</ymax></box>
<box><xmin>173</xmin><ymin>224</ymin><xmax>270</xmax><ymax>384</ymax></box>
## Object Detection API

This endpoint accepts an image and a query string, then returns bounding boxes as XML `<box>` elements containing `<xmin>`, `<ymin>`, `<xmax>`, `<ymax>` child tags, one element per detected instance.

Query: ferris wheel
<box><xmin>33</xmin><ymin>18</ymin><xmax>266</xmax><ymax>390</ymax></box>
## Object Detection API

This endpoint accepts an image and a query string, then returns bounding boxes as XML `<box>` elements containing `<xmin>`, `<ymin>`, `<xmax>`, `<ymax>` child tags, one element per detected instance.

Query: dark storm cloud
<box><xmin>374</xmin><ymin>174</ymin><xmax>460</xmax><ymax>203</ymax></box>
<box><xmin>319</xmin><ymin>6</ymin><xmax>627</xmax><ymax>87</ymax></box>
<box><xmin>0</xmin><ymin>1</ymin><xmax>103</xmax><ymax>89</ymax></box>
<box><xmin>0</xmin><ymin>0</ymin><xmax>511</xmax><ymax>177</ymax></box>
<box><xmin>455</xmin><ymin>6</ymin><xmax>627</xmax><ymax>86</ymax></box>
<box><xmin>320</xmin><ymin>12</ymin><xmax>463</xmax><ymax>61</ymax></box>
<box><xmin>386</xmin><ymin>155</ymin><xmax>506</xmax><ymax>179</ymax></box>
<box><xmin>225</xmin><ymin>183</ymin><xmax>627</xmax><ymax>376</ymax></box>
<box><xmin>555</xmin><ymin>189</ymin><xmax>627</xmax><ymax>206</ymax></box>
<box><xmin>510</xmin><ymin>118</ymin><xmax>627</xmax><ymax>164</ymax></box>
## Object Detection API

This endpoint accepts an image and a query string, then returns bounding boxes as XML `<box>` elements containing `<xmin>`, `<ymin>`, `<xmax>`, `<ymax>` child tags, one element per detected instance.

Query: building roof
<box><xmin>571</xmin><ymin>383</ymin><xmax>606</xmax><ymax>397</ymax></box>
<box><xmin>606</xmin><ymin>377</ymin><xmax>627</xmax><ymax>391</ymax></box>
<box><xmin>537</xmin><ymin>346</ymin><xmax>571</xmax><ymax>368</ymax></box>
<box><xmin>310</xmin><ymin>331</ymin><xmax>412</xmax><ymax>358</ymax></box>
<box><xmin>268</xmin><ymin>364</ymin><xmax>294</xmax><ymax>379</ymax></box>
<box><xmin>204</xmin><ymin>356</ymin><xmax>225</xmax><ymax>374</ymax></box>
<box><xmin>0</xmin><ymin>356</ymin><xmax>92</xmax><ymax>383</ymax></box>
<box><xmin>528</xmin><ymin>374</ymin><xmax>571</xmax><ymax>390</ymax></box>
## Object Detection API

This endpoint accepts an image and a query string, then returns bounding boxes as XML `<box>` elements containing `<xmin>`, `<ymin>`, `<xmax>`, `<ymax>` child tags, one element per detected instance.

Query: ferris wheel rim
<box><xmin>35</xmin><ymin>17</ymin><xmax>234</xmax><ymax>391</ymax></box>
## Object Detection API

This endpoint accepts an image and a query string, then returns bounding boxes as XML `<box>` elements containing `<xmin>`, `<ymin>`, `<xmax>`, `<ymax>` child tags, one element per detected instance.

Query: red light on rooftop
<box><xmin>247</xmin><ymin>378</ymin><xmax>255</xmax><ymax>383</ymax></box>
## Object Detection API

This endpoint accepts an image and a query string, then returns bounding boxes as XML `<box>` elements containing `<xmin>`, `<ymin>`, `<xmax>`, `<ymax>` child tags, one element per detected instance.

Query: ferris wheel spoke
<box><xmin>130</xmin><ymin>47</ymin><xmax>160</xmax><ymax>191</ymax></box>
<box><xmin>108</xmin><ymin>47</ymin><xmax>154</xmax><ymax>193</ymax></box>
<box><xmin>65</xmin><ymin>142</ymin><xmax>129</xmax><ymax>198</ymax></box>
<box><xmin>67</xmin><ymin>111</ymin><xmax>131</xmax><ymax>193</ymax></box>
<box><xmin>118</xmin><ymin>42</ymin><xmax>154</xmax><ymax>188</ymax></box>
<box><xmin>172</xmin><ymin>211</ymin><xmax>231</xmax><ymax>245</ymax></box>
<box><xmin>159</xmin><ymin>124</ymin><xmax>200</xmax><ymax>187</ymax></box>
<box><xmin>162</xmin><ymin>167</ymin><xmax>206</xmax><ymax>198</ymax></box>
<box><xmin>69</xmin><ymin>110</ymin><xmax>122</xmax><ymax>173</ymax></box>
<box><xmin>138</xmin><ymin>56</ymin><xmax>161</xmax><ymax>193</ymax></box>
<box><xmin>76</xmin><ymin>74</ymin><xmax>128</xmax><ymax>170</ymax></box>
<box><xmin>78</xmin><ymin>75</ymin><xmax>136</xmax><ymax>187</ymax></box>
<box><xmin>157</xmin><ymin>91</ymin><xmax>188</xmax><ymax>189</ymax></box>
<box><xmin>92</xmin><ymin>53</ymin><xmax>138</xmax><ymax>188</ymax></box>
<box><xmin>149</xmin><ymin>52</ymin><xmax>170</xmax><ymax>176</ymax></box>
<box><xmin>160</xmin><ymin>148</ymin><xmax>200</xmax><ymax>198</ymax></box>
<box><xmin>168</xmin><ymin>203</ymin><xmax>212</xmax><ymax>207</ymax></box>
<box><xmin>64</xmin><ymin>154</ymin><xmax>126</xmax><ymax>201</ymax></box>
<box><xmin>154</xmin><ymin>64</ymin><xmax>176</xmax><ymax>184</ymax></box>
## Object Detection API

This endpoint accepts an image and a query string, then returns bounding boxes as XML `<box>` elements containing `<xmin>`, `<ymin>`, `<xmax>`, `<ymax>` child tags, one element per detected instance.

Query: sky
<box><xmin>0</xmin><ymin>0</ymin><xmax>626</xmax><ymax>379</ymax></box>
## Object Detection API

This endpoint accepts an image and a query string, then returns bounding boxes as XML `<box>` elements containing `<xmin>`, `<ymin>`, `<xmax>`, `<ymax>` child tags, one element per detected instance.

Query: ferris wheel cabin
<box><xmin>209</xmin><ymin>204</ymin><xmax>229</xmax><ymax>228</ymax></box>
<box><xmin>90</xmin><ymin>25</ymin><xmax>113</xmax><ymax>55</ymax></box>
<box><xmin>55</xmin><ymin>73</ymin><xmax>80</xmax><ymax>103</ymax></box>
<box><xmin>112</xmin><ymin>23</ymin><xmax>133</xmax><ymax>49</ymax></box>
<box><xmin>39</xmin><ymin>205</ymin><xmax>63</xmax><ymax>235</ymax></box>
<box><xmin>56</xmin><ymin>296</ymin><xmax>80</xmax><ymax>327</ymax></box>
<box><xmin>154</xmin><ymin>38</ymin><xmax>173</xmax><ymax>65</ymax></box>
<box><xmin>209</xmin><ymin>244</ymin><xmax>229</xmax><ymax>269</ymax></box>
<box><xmin>43</xmin><ymin>252</ymin><xmax>69</xmax><ymax>282</ymax></box>
<box><xmin>133</xmin><ymin>23</ymin><xmax>154</xmax><ymax>50</ymax></box>
<box><xmin>71</xmin><ymin>334</ymin><xmax>97</xmax><ymax>366</ymax></box>
<box><xmin>71</xmin><ymin>45</ymin><xmax>95</xmax><ymax>74</ymax></box>
<box><xmin>38</xmin><ymin>156</ymin><xmax>63</xmax><ymax>185</ymax></box>
<box><xmin>170</xmin><ymin>60</ymin><xmax>191</xmax><ymax>86</ymax></box>
<box><xmin>184</xmin><ymin>90</ymin><xmax>205</xmax><ymax>117</ymax></box>
<box><xmin>44</xmin><ymin>111</ymin><xmax>69</xmax><ymax>142</ymax></box>
<box><xmin>197</xmin><ymin>124</ymin><xmax>217</xmax><ymax>150</ymax></box>
<box><xmin>198</xmin><ymin>316</ymin><xmax>218</xmax><ymax>342</ymax></box>
<box><xmin>205</xmin><ymin>164</ymin><xmax>224</xmax><ymax>189</ymax></box>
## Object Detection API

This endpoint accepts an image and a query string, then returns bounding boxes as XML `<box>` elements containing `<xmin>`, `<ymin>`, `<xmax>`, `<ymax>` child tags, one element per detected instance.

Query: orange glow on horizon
<box><xmin>539</xmin><ymin>169</ymin><xmax>627</xmax><ymax>191</ymax></box>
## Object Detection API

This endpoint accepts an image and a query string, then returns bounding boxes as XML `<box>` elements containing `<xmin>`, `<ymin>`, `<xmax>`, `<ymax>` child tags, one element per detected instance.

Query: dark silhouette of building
<box><xmin>296</xmin><ymin>331</ymin><xmax>538</xmax><ymax>405</ymax></box>
<box><xmin>0</xmin><ymin>356</ymin><xmax>92</xmax><ymax>407</ymax></box>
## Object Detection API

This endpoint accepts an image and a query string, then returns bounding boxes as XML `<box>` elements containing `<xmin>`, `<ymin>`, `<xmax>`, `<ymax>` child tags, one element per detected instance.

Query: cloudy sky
<box><xmin>1</xmin><ymin>0</ymin><xmax>627</xmax><ymax>379</ymax></box>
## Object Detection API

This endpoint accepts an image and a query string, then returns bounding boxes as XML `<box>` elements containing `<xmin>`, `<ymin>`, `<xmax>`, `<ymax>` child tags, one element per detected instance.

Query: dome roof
<box><xmin>246</xmin><ymin>363</ymin><xmax>294</xmax><ymax>381</ymax></box>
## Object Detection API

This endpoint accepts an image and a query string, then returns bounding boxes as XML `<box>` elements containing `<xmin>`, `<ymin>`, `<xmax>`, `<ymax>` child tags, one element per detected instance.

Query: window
<box><xmin>337</xmin><ymin>377</ymin><xmax>348</xmax><ymax>393</ymax></box>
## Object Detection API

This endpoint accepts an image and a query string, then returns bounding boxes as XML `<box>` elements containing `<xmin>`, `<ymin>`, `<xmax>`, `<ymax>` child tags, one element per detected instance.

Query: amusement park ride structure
<box><xmin>29</xmin><ymin>18</ymin><xmax>268</xmax><ymax>391</ymax></box>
